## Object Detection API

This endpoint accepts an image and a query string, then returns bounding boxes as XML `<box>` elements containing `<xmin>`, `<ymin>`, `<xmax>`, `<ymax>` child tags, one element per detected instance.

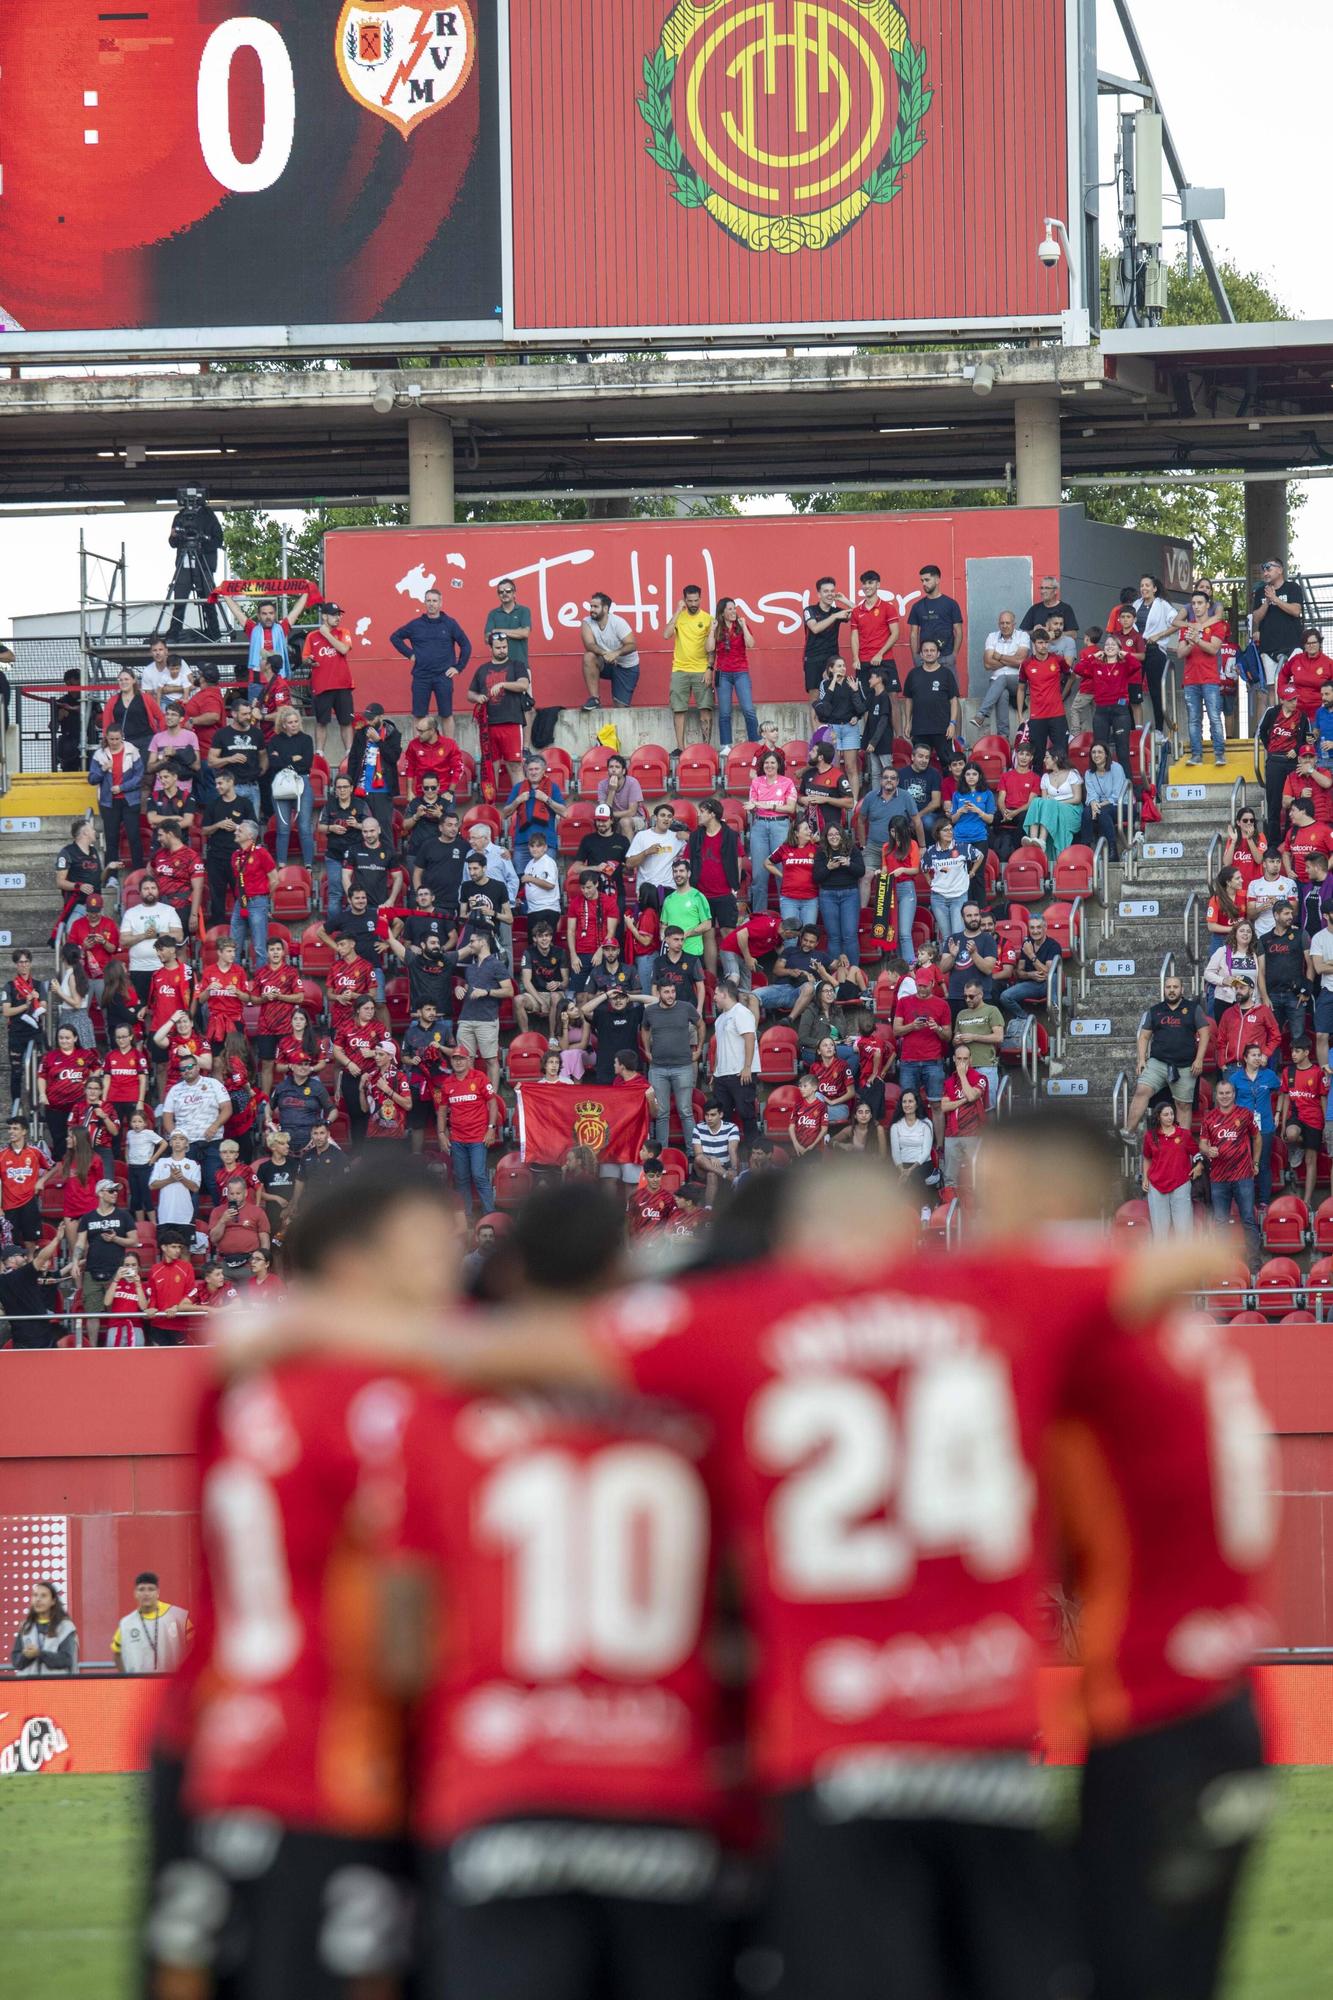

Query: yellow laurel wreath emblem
<box><xmin>638</xmin><ymin>0</ymin><xmax>933</xmax><ymax>253</ymax></box>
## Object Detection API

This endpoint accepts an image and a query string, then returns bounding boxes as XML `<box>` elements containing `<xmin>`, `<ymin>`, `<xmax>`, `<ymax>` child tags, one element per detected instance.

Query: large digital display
<box><xmin>0</xmin><ymin>0</ymin><xmax>1077</xmax><ymax>352</ymax></box>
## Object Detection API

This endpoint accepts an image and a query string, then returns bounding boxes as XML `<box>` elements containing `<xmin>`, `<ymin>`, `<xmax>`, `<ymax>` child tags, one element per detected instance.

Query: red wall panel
<box><xmin>509</xmin><ymin>0</ymin><xmax>1072</xmax><ymax>335</ymax></box>
<box><xmin>324</xmin><ymin>507</ymin><xmax>1064</xmax><ymax>711</ymax></box>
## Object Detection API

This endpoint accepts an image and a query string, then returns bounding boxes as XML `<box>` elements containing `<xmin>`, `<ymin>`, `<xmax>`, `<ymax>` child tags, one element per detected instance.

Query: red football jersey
<box><xmin>200</xmin><ymin>964</ymin><xmax>249</xmax><ymax>1042</ymax></box>
<box><xmin>40</xmin><ymin>1047</ymin><xmax>99</xmax><ymax>1106</ymax></box>
<box><xmin>364</xmin><ymin>1068</ymin><xmax>412</xmax><ymax>1138</ymax></box>
<box><xmin>431</xmin><ymin>1067</ymin><xmax>496</xmax><ymax>1143</ymax></box>
<box><xmin>327</xmin><ymin>957</ymin><xmax>376</xmax><ymax>1032</ymax></box>
<box><xmin>1201</xmin><ymin>1107</ymin><xmax>1258</xmax><ymax>1181</ymax></box>
<box><xmin>1053</xmin><ymin>1309</ymin><xmax>1278</xmax><ymax>1736</ymax></box>
<box><xmin>68</xmin><ymin>914</ymin><xmax>120</xmax><ymax>978</ymax></box>
<box><xmin>392</xmin><ymin>1390</ymin><xmax>726</xmax><ymax>1842</ymax></box>
<box><xmin>103</xmin><ymin>1045</ymin><xmax>150</xmax><ymax>1105</ymax></box>
<box><xmin>593</xmin><ymin>1252</ymin><xmax>1119</xmax><ymax>1787</ymax></box>
<box><xmin>1283</xmin><ymin>1062</ymin><xmax>1326</xmax><ymax>1129</ymax></box>
<box><xmin>628</xmin><ymin>1186</ymin><xmax>678</xmax><ymax>1235</ymax></box>
<box><xmin>253</xmin><ymin>965</ymin><xmax>303</xmax><ymax>1037</ymax></box>
<box><xmin>147</xmin><ymin>963</ymin><xmax>194</xmax><ymax>1033</ymax></box>
<box><xmin>0</xmin><ymin>1143</ymin><xmax>51</xmax><ymax>1209</ymax></box>
<box><xmin>790</xmin><ymin>1096</ymin><xmax>829</xmax><ymax>1148</ymax></box>
<box><xmin>184</xmin><ymin>1361</ymin><xmax>420</xmax><ymax>1833</ymax></box>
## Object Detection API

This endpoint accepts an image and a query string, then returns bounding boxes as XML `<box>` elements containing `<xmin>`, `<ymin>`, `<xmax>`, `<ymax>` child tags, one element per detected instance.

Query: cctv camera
<box><xmin>370</xmin><ymin>385</ymin><xmax>396</xmax><ymax>415</ymax></box>
<box><xmin>1037</xmin><ymin>230</ymin><xmax>1062</xmax><ymax>268</ymax></box>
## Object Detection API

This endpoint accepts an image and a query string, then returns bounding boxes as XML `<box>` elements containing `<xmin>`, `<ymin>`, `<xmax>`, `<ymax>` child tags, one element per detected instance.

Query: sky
<box><xmin>3</xmin><ymin>0</ymin><xmax>1330</xmax><ymax>639</ymax></box>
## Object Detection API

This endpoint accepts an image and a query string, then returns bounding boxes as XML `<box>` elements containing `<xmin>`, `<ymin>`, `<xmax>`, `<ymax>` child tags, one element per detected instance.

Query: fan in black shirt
<box><xmin>414</xmin><ymin>825</ymin><xmax>469</xmax><ymax>909</ymax></box>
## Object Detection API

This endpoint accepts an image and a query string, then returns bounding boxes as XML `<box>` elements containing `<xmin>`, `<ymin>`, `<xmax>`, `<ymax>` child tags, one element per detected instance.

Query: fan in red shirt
<box><xmin>198</xmin><ymin>941</ymin><xmax>249</xmax><ymax>1047</ymax></box>
<box><xmin>67</xmin><ymin>897</ymin><xmax>120</xmax><ymax>980</ymax></box>
<box><xmin>401</xmin><ymin>718</ymin><xmax>466</xmax><ymax>798</ymax></box>
<box><xmin>71</xmin><ymin>1079</ymin><xmax>121</xmax><ymax>1162</ymax></box>
<box><xmin>0</xmin><ymin>1123</ymin><xmax>52</xmax><ymax>1244</ymax></box>
<box><xmin>627</xmin><ymin>1160</ymin><xmax>678</xmax><ymax>1234</ymax></box>
<box><xmin>146</xmin><ymin>939</ymin><xmax>196</xmax><ymax>1034</ymax></box>
<box><xmin>1275</xmin><ymin>630</ymin><xmax>1333</xmax><ymax>717</ymax></box>
<box><xmin>362</xmin><ymin>1048</ymin><xmax>413</xmax><ymax>1141</ymax></box>
<box><xmin>788</xmin><ymin>1074</ymin><xmax>830</xmax><ymax>1154</ymax></box>
<box><xmin>334</xmin><ymin>998</ymin><xmax>383</xmax><ymax>1142</ymax></box>
<box><xmin>326</xmin><ymin>937</ymin><xmax>377</xmax><ymax>1033</ymax></box>
<box><xmin>38</xmin><ymin>1034</ymin><xmax>99</xmax><ymax>1153</ymax></box>
<box><xmin>154</xmin><ymin>1014</ymin><xmax>211</xmax><ymax>1090</ymax></box>
<box><xmin>1279</xmin><ymin>1039</ymin><xmax>1327</xmax><ymax>1204</ymax></box>
<box><xmin>145</xmin><ymin>1168</ymin><xmax>466</xmax><ymax>2000</ymax></box>
<box><xmin>1018</xmin><ymin>636</ymin><xmax>1068</xmax><ymax>717</ymax></box>
<box><xmin>1214</xmin><ymin>993</ymin><xmax>1280</xmax><ymax>1070</ymax></box>
<box><xmin>1281</xmin><ymin>749</ymin><xmax>1333</xmax><ymax>826</ymax></box>
<box><xmin>1281</xmin><ymin>798</ymin><xmax>1333</xmax><ymax>881</ymax></box>
<box><xmin>771</xmin><ymin>828</ymin><xmax>819</xmax><ymax>908</ymax></box>
<box><xmin>620</xmin><ymin>897</ymin><xmax>660</xmax><ymax>972</ymax></box>
<box><xmin>183</xmin><ymin>672</ymin><xmax>227</xmax><ymax>759</ymax></box>
<box><xmin>150</xmin><ymin>830</ymin><xmax>206</xmax><ymax>929</ymax></box>
<box><xmin>972</xmin><ymin>1115</ymin><xmax>1277</xmax><ymax>2000</ymax></box>
<box><xmin>718</xmin><ymin>909</ymin><xmax>783</xmax><ymax>976</ymax></box>
<box><xmin>566</xmin><ymin>875</ymin><xmax>620</xmax><ymax>973</ymax></box>
<box><xmin>431</xmin><ymin>1054</ymin><xmax>497</xmax><ymax>1145</ymax></box>
<box><xmin>251</xmin><ymin>941</ymin><xmax>303</xmax><ymax>1091</ymax></box>
<box><xmin>102</xmin><ymin>1026</ymin><xmax>150</xmax><ymax>1110</ymax></box>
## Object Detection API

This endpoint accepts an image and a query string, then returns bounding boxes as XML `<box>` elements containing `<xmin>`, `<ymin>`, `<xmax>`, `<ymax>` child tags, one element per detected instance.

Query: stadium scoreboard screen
<box><xmin>0</xmin><ymin>0</ymin><xmax>1081</xmax><ymax>354</ymax></box>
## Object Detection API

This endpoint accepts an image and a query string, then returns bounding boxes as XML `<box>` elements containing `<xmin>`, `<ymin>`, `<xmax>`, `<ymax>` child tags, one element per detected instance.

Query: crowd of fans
<box><xmin>3</xmin><ymin>557</ymin><xmax>1327</xmax><ymax>1338</ymax></box>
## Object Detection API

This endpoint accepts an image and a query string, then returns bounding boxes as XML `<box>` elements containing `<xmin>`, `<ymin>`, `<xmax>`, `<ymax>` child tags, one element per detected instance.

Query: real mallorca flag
<box><xmin>516</xmin><ymin>1083</ymin><xmax>649</xmax><ymax>1168</ymax></box>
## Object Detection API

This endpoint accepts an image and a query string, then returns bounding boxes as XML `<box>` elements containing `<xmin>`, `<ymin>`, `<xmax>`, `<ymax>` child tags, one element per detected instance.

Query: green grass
<box><xmin>1</xmin><ymin>1770</ymin><xmax>1330</xmax><ymax>1999</ymax></box>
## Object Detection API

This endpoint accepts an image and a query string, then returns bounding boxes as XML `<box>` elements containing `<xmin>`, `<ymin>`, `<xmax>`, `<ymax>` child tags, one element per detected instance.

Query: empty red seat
<box><xmin>543</xmin><ymin>747</ymin><xmax>574</xmax><ymax>791</ymax></box>
<box><xmin>1262</xmin><ymin>1194</ymin><xmax>1309</xmax><ymax>1252</ymax></box>
<box><xmin>299</xmin><ymin>925</ymin><xmax>335</xmax><ymax>977</ymax></box>
<box><xmin>506</xmin><ymin>1032</ymin><xmax>547</xmax><ymax>1083</ymax></box>
<box><xmin>1067</xmin><ymin>730</ymin><xmax>1094</xmax><ymax>774</ymax></box>
<box><xmin>1043</xmin><ymin>901</ymin><xmax>1083</xmax><ymax>959</ymax></box>
<box><xmin>560</xmin><ymin>800</ymin><xmax>599</xmax><ymax>854</ymax></box>
<box><xmin>969</xmin><ymin>734</ymin><xmax>1011</xmax><ymax>787</ymax></box>
<box><xmin>677</xmin><ymin>745</ymin><xmax>721</xmax><ymax>795</ymax></box>
<box><xmin>758</xmin><ymin>1024</ymin><xmax>799</xmax><ymax>1082</ymax></box>
<box><xmin>628</xmin><ymin>744</ymin><xmax>672</xmax><ymax>797</ymax></box>
<box><xmin>578</xmin><ymin>746</ymin><xmax>615</xmax><ymax>796</ymax></box>
<box><xmin>664</xmin><ymin>798</ymin><xmax>699</xmax><ymax>832</ymax></box>
<box><xmin>724</xmin><ymin>742</ymin><xmax>763</xmax><ymax>795</ymax></box>
<box><xmin>1003</xmin><ymin>850</ymin><xmax>1047</xmax><ymax>903</ymax></box>
<box><xmin>658</xmin><ymin>1146</ymin><xmax>690</xmax><ymax>1181</ymax></box>
<box><xmin>1305</xmin><ymin>1254</ymin><xmax>1333</xmax><ymax>1313</ymax></box>
<box><xmin>1254</xmin><ymin>1256</ymin><xmax>1302</xmax><ymax>1316</ymax></box>
<box><xmin>494</xmin><ymin>1153</ymin><xmax>534</xmax><ymax>1208</ymax></box>
<box><xmin>1312</xmin><ymin>1196</ymin><xmax>1333</xmax><ymax>1249</ymax></box>
<box><xmin>270</xmin><ymin>865</ymin><xmax>313</xmax><ymax>922</ymax></box>
<box><xmin>461</xmin><ymin>803</ymin><xmax>502</xmax><ymax>842</ymax></box>
<box><xmin>763</xmin><ymin>1085</ymin><xmax>800</xmax><ymax>1135</ymax></box>
<box><xmin>1053</xmin><ymin>845</ymin><xmax>1096</xmax><ymax>898</ymax></box>
<box><xmin>873</xmin><ymin>970</ymin><xmax>901</xmax><ymax>1021</ymax></box>
<box><xmin>1279</xmin><ymin>1311</ymin><xmax>1317</xmax><ymax>1325</ymax></box>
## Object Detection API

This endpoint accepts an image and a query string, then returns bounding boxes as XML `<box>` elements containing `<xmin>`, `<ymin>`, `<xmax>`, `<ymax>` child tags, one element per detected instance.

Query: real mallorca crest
<box><xmin>639</xmin><ymin>0</ymin><xmax>933</xmax><ymax>252</ymax></box>
<box><xmin>336</xmin><ymin>2</ymin><xmax>476</xmax><ymax>138</ymax></box>
<box><xmin>573</xmin><ymin>1101</ymin><xmax>611</xmax><ymax>1154</ymax></box>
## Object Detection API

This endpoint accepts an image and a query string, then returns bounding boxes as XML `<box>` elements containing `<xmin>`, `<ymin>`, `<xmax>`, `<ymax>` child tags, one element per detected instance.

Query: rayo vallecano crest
<box><xmin>336</xmin><ymin>2</ymin><xmax>476</xmax><ymax>137</ymax></box>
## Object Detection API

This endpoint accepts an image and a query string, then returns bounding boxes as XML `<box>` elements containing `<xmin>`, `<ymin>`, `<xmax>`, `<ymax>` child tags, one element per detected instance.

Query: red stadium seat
<box><xmin>1003</xmin><ymin>850</ymin><xmax>1047</xmax><ymax>904</ymax></box>
<box><xmin>1052</xmin><ymin>845</ymin><xmax>1096</xmax><ymax>899</ymax></box>
<box><xmin>578</xmin><ymin>746</ymin><xmax>615</xmax><ymax>796</ymax></box>
<box><xmin>270</xmin><ymin>865</ymin><xmax>313</xmax><ymax>922</ymax></box>
<box><xmin>1042</xmin><ymin>902</ymin><xmax>1083</xmax><ymax>960</ymax></box>
<box><xmin>1312</xmin><ymin>1196</ymin><xmax>1333</xmax><ymax>1249</ymax></box>
<box><xmin>299</xmin><ymin>926</ymin><xmax>335</xmax><ymax>977</ymax></box>
<box><xmin>1221</xmin><ymin>1310</ymin><xmax>1267</xmax><ymax>1326</ymax></box>
<box><xmin>856</xmin><ymin>904</ymin><xmax>884</xmax><ymax>965</ymax></box>
<box><xmin>763</xmin><ymin>1085</ymin><xmax>800</xmax><ymax>1135</ymax></box>
<box><xmin>543</xmin><ymin>747</ymin><xmax>574</xmax><ymax>792</ymax></box>
<box><xmin>1279</xmin><ymin>1311</ymin><xmax>1317</xmax><ymax>1325</ymax></box>
<box><xmin>1262</xmin><ymin>1194</ymin><xmax>1309</xmax><ymax>1252</ymax></box>
<box><xmin>309</xmin><ymin>755</ymin><xmax>331</xmax><ymax>806</ymax></box>
<box><xmin>676</xmin><ymin>745</ymin><xmax>721</xmax><ymax>795</ymax></box>
<box><xmin>969</xmin><ymin>735</ymin><xmax>1011</xmax><ymax>787</ymax></box>
<box><xmin>628</xmin><ymin>744</ymin><xmax>672</xmax><ymax>797</ymax></box>
<box><xmin>658</xmin><ymin>1146</ymin><xmax>690</xmax><ymax>1181</ymax></box>
<box><xmin>1067</xmin><ymin>730</ymin><xmax>1094</xmax><ymax>774</ymax></box>
<box><xmin>505</xmin><ymin>1033</ymin><xmax>547</xmax><ymax>1083</ymax></box>
<box><xmin>1305</xmin><ymin>1255</ymin><xmax>1333</xmax><ymax>1314</ymax></box>
<box><xmin>873</xmin><ymin>970</ymin><xmax>901</xmax><ymax>1021</ymax></box>
<box><xmin>758</xmin><ymin>1024</ymin><xmax>800</xmax><ymax>1082</ymax></box>
<box><xmin>664</xmin><ymin>798</ymin><xmax>700</xmax><ymax>833</ymax></box>
<box><xmin>494</xmin><ymin>1153</ymin><xmax>534</xmax><ymax>1208</ymax></box>
<box><xmin>384</xmin><ymin>976</ymin><xmax>412</xmax><ymax>1028</ymax></box>
<box><xmin>724</xmin><ymin>742</ymin><xmax>763</xmax><ymax>795</ymax></box>
<box><xmin>1254</xmin><ymin>1257</ymin><xmax>1302</xmax><ymax>1316</ymax></box>
<box><xmin>560</xmin><ymin>800</ymin><xmax>600</xmax><ymax>854</ymax></box>
<box><xmin>461</xmin><ymin>804</ymin><xmax>502</xmax><ymax>842</ymax></box>
<box><xmin>720</xmin><ymin>798</ymin><xmax>748</xmax><ymax>840</ymax></box>
<box><xmin>890</xmin><ymin>736</ymin><xmax>915</xmax><ymax>768</ymax></box>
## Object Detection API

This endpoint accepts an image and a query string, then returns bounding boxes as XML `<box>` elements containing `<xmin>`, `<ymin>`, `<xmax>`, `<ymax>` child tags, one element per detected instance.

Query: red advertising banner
<box><xmin>3</xmin><ymin>1668</ymin><xmax>1332</xmax><ymax>1779</ymax></box>
<box><xmin>509</xmin><ymin>0</ymin><xmax>1074</xmax><ymax>337</ymax></box>
<box><xmin>516</xmin><ymin>1084</ymin><xmax>651</xmax><ymax>1168</ymax></box>
<box><xmin>323</xmin><ymin>507</ymin><xmax>1064</xmax><ymax>711</ymax></box>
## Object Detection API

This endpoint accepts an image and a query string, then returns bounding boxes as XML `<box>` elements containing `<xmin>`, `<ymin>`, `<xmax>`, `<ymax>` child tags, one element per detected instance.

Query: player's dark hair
<box><xmin>283</xmin><ymin>1158</ymin><xmax>451</xmax><ymax>1278</ymax></box>
<box><xmin>815</xmin><ymin>575</ymin><xmax>837</xmax><ymax>591</ymax></box>
<box><xmin>859</xmin><ymin>570</ymin><xmax>881</xmax><ymax>586</ymax></box>
<box><xmin>508</xmin><ymin>1183</ymin><xmax>624</xmax><ymax>1297</ymax></box>
<box><xmin>135</xmin><ymin>1571</ymin><xmax>159</xmax><ymax>1588</ymax></box>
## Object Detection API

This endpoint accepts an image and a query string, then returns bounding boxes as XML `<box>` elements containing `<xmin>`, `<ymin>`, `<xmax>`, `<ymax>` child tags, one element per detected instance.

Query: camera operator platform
<box><xmin>164</xmin><ymin>483</ymin><xmax>224</xmax><ymax>643</ymax></box>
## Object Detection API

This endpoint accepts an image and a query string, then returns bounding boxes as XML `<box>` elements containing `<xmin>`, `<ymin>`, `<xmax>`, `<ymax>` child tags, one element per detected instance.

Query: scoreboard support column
<box><xmin>1014</xmin><ymin>395</ymin><xmax>1062</xmax><ymax>508</ymax></box>
<box><xmin>409</xmin><ymin>411</ymin><xmax>456</xmax><ymax>526</ymax></box>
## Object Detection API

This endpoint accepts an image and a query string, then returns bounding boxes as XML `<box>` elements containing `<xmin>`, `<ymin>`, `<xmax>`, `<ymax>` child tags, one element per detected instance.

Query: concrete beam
<box><xmin>407</xmin><ymin>411</ymin><xmax>455</xmax><ymax>526</ymax></box>
<box><xmin>1014</xmin><ymin>396</ymin><xmax>1062</xmax><ymax>508</ymax></box>
<box><xmin>1245</xmin><ymin>481</ymin><xmax>1289</xmax><ymax>581</ymax></box>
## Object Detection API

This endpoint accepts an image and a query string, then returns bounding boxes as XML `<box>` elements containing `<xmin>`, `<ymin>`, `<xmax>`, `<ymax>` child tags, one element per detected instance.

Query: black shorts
<box><xmin>313</xmin><ymin>688</ymin><xmax>355</xmax><ymax>727</ymax></box>
<box><xmin>760</xmin><ymin>1776</ymin><xmax>1080</xmax><ymax>2000</ymax></box>
<box><xmin>421</xmin><ymin>1818</ymin><xmax>725</xmax><ymax>2000</ymax></box>
<box><xmin>253</xmin><ymin>1035</ymin><xmax>279</xmax><ymax>1063</ymax></box>
<box><xmin>4</xmin><ymin>1197</ymin><xmax>42</xmax><ymax>1245</ymax></box>
<box><xmin>804</xmin><ymin>656</ymin><xmax>838</xmax><ymax>694</ymax></box>
<box><xmin>145</xmin><ymin>1816</ymin><xmax>411</xmax><ymax>2000</ymax></box>
<box><xmin>707</xmin><ymin>893</ymin><xmax>739</xmax><ymax>936</ymax></box>
<box><xmin>1077</xmin><ymin>1688</ymin><xmax>1273</xmax><ymax>2000</ymax></box>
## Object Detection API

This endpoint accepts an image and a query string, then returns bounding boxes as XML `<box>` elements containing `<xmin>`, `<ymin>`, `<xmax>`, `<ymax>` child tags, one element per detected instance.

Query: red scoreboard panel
<box><xmin>0</xmin><ymin>0</ymin><xmax>1078</xmax><ymax>350</ymax></box>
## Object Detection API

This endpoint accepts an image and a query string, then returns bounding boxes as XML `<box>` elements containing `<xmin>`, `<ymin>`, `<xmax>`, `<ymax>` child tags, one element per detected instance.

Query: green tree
<box><xmin>223</xmin><ymin>504</ymin><xmax>406</xmax><ymax>586</ymax></box>
<box><xmin>1080</xmin><ymin>254</ymin><xmax>1302</xmax><ymax>577</ymax></box>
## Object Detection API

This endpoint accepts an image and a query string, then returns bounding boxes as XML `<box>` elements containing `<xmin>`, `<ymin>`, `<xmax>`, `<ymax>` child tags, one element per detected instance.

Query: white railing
<box><xmin>1159</xmin><ymin>949</ymin><xmax>1177</xmax><ymax>999</ymax></box>
<box><xmin>1182</xmin><ymin>890</ymin><xmax>1202</xmax><ymax>969</ymax></box>
<box><xmin>1091</xmin><ymin>835</ymin><xmax>1110</xmax><ymax>910</ymax></box>
<box><xmin>1048</xmin><ymin>957</ymin><xmax>1066</xmax><ymax>1058</ymax></box>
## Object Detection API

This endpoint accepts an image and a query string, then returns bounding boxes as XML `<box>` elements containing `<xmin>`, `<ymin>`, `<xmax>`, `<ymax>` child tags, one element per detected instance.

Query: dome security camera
<box><xmin>1037</xmin><ymin>228</ymin><xmax>1062</xmax><ymax>268</ymax></box>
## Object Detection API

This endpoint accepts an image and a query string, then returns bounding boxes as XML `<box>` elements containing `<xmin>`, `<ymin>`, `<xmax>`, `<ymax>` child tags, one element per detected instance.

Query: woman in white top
<box><xmin>1202</xmin><ymin>918</ymin><xmax>1262</xmax><ymax>1020</ymax></box>
<box><xmin>890</xmin><ymin>1087</ymin><xmax>935</xmax><ymax>1212</ymax></box>
<box><xmin>1022</xmin><ymin>749</ymin><xmax>1084</xmax><ymax>858</ymax></box>
<box><xmin>54</xmin><ymin>942</ymin><xmax>95</xmax><ymax>1048</ymax></box>
<box><xmin>1133</xmin><ymin>573</ymin><xmax>1178</xmax><ymax>734</ymax></box>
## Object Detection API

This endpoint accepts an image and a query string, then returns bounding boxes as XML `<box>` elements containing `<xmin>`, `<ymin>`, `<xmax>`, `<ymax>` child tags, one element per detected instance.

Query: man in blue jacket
<box><xmin>390</xmin><ymin>588</ymin><xmax>472</xmax><ymax>718</ymax></box>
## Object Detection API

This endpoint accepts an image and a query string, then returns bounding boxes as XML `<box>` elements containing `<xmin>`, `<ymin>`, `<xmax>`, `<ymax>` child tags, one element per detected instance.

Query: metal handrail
<box><xmin>1205</xmin><ymin>830</ymin><xmax>1223</xmax><ymax>884</ymax></box>
<box><xmin>1159</xmin><ymin>949</ymin><xmax>1176</xmax><ymax>999</ymax></box>
<box><xmin>943</xmin><ymin>1198</ymin><xmax>963</xmax><ymax>1249</ymax></box>
<box><xmin>1117</xmin><ymin>793</ymin><xmax>1140</xmax><ymax>882</ymax></box>
<box><xmin>1063</xmin><ymin>893</ymin><xmax>1087</xmax><ymax>999</ymax></box>
<box><xmin>1111</xmin><ymin>1068</ymin><xmax>1129</xmax><ymax>1133</ymax></box>
<box><xmin>1182</xmin><ymin>891</ymin><xmax>1201</xmax><ymax>967</ymax></box>
<box><xmin>995</xmin><ymin>1075</ymin><xmax>1012</xmax><ymax>1120</ymax></box>
<box><xmin>1091</xmin><ymin>835</ymin><xmax>1110</xmax><ymax>909</ymax></box>
<box><xmin>1018</xmin><ymin>1013</ymin><xmax>1038</xmax><ymax>1086</ymax></box>
<box><xmin>1229</xmin><ymin>774</ymin><xmax>1248</xmax><ymax>825</ymax></box>
<box><xmin>1048</xmin><ymin>956</ymin><xmax>1066</xmax><ymax>1058</ymax></box>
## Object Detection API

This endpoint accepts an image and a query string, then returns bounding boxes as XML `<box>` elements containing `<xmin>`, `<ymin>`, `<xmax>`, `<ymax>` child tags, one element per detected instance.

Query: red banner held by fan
<box><xmin>516</xmin><ymin>1083</ymin><xmax>649</xmax><ymax>1168</ymax></box>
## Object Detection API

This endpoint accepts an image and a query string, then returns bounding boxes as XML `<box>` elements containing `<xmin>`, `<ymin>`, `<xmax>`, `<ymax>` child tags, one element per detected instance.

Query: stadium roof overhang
<box><xmin>1</xmin><ymin>325</ymin><xmax>1332</xmax><ymax>512</ymax></box>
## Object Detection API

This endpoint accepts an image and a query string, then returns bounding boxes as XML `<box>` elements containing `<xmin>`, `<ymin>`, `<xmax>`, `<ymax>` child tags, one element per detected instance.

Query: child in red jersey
<box><xmin>788</xmin><ymin>1069</ymin><xmax>829</xmax><ymax>1155</ymax></box>
<box><xmin>102</xmin><ymin>1253</ymin><xmax>148</xmax><ymax>1348</ymax></box>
